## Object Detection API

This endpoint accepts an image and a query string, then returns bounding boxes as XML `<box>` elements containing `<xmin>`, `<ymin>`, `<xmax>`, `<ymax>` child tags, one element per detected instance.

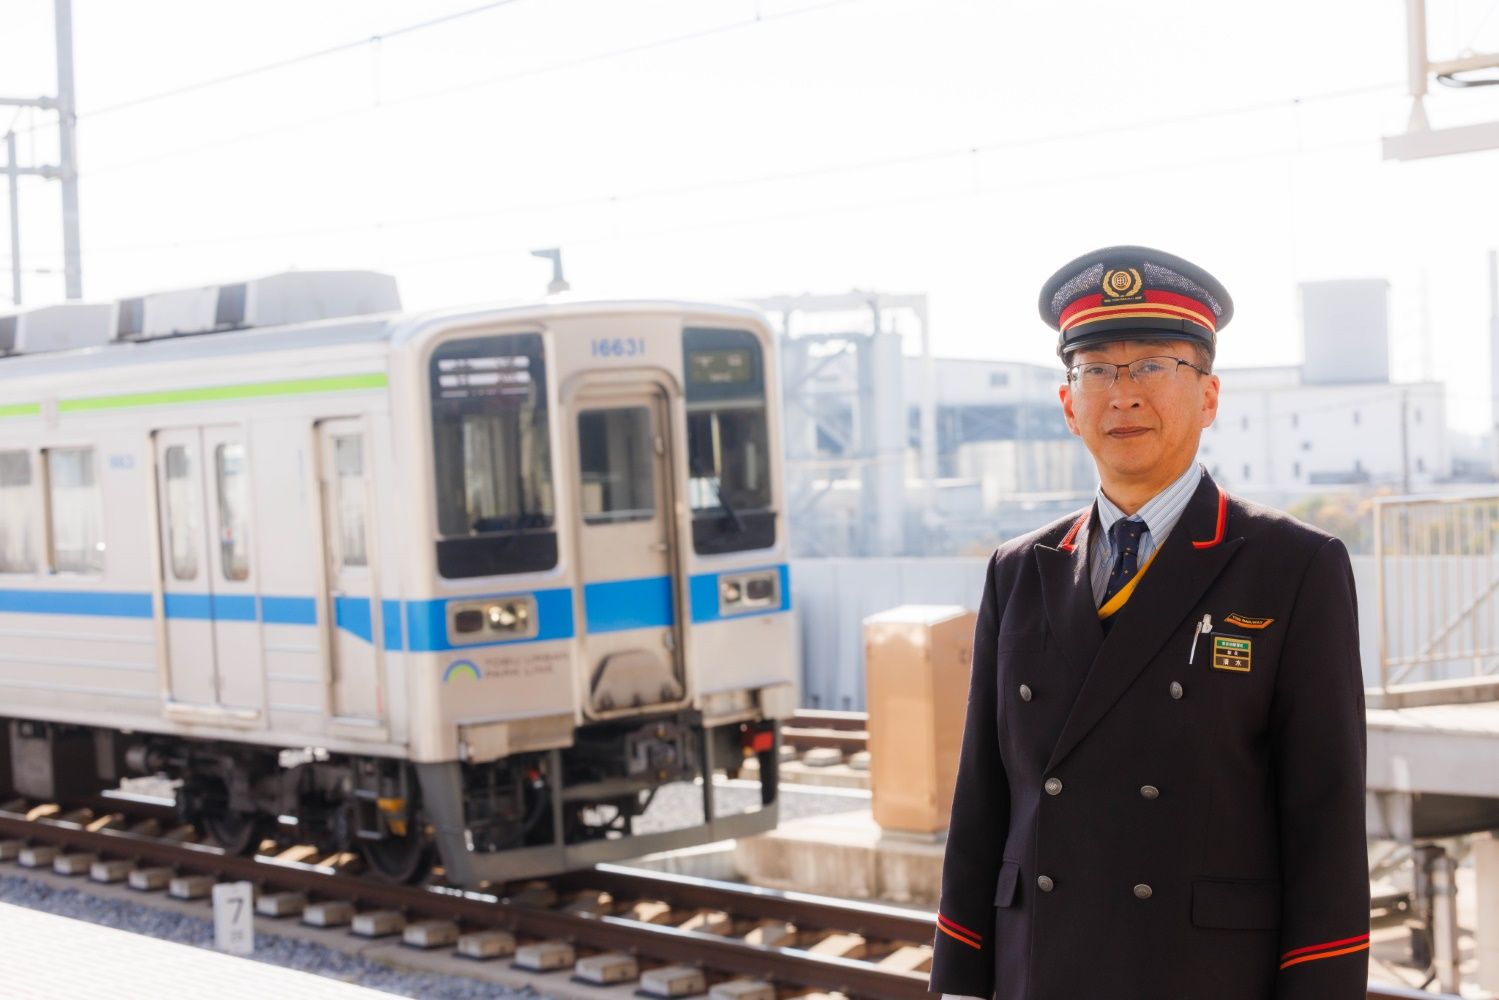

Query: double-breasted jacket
<box><xmin>928</xmin><ymin>472</ymin><xmax>1369</xmax><ymax>1000</ymax></box>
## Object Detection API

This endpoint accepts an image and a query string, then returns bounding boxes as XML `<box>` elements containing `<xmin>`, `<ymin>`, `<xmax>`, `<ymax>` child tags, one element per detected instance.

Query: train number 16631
<box><xmin>590</xmin><ymin>337</ymin><xmax>646</xmax><ymax>359</ymax></box>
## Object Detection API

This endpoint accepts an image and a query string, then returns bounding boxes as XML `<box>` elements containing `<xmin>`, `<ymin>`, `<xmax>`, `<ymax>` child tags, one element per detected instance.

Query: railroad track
<box><xmin>782</xmin><ymin>710</ymin><xmax>869</xmax><ymax>759</ymax></box>
<box><xmin>0</xmin><ymin>795</ymin><xmax>934</xmax><ymax>999</ymax></box>
<box><xmin>0</xmin><ymin>796</ymin><xmax>1455</xmax><ymax>1000</ymax></box>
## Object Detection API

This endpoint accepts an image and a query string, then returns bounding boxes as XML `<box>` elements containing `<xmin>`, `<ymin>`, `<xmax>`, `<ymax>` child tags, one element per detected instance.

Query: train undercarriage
<box><xmin>0</xmin><ymin>712</ymin><xmax>780</xmax><ymax>885</ymax></box>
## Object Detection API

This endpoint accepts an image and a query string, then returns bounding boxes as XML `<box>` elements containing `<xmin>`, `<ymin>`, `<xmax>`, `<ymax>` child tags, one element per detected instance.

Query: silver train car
<box><xmin>0</xmin><ymin>272</ymin><xmax>796</xmax><ymax>883</ymax></box>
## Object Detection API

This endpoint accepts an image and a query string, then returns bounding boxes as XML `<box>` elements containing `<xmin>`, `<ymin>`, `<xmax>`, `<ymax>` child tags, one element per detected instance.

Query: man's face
<box><xmin>1058</xmin><ymin>338</ymin><xmax>1220</xmax><ymax>483</ymax></box>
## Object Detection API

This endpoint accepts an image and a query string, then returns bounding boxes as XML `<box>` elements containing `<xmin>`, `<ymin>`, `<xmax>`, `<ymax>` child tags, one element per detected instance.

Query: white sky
<box><xmin>4</xmin><ymin>0</ymin><xmax>1499</xmax><ymax>428</ymax></box>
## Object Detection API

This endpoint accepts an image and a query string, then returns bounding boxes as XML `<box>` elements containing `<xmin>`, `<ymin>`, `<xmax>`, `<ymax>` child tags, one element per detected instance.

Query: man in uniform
<box><xmin>928</xmin><ymin>246</ymin><xmax>1368</xmax><ymax>1000</ymax></box>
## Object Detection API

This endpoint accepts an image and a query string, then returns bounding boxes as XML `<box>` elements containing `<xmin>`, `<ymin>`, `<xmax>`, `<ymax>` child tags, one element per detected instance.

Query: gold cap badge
<box><xmin>1100</xmin><ymin>267</ymin><xmax>1144</xmax><ymax>304</ymax></box>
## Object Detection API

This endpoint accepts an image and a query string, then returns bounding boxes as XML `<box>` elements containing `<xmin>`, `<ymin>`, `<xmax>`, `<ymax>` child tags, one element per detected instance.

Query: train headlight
<box><xmin>447</xmin><ymin>596</ymin><xmax>538</xmax><ymax>645</ymax></box>
<box><xmin>485</xmin><ymin>600</ymin><xmax>531</xmax><ymax>632</ymax></box>
<box><xmin>717</xmin><ymin>570</ymin><xmax>779</xmax><ymax>616</ymax></box>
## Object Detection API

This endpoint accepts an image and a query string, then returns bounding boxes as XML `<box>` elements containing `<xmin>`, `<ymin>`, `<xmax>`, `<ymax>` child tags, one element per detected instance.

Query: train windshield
<box><xmin>429</xmin><ymin>332</ymin><xmax>558</xmax><ymax>578</ymax></box>
<box><xmin>684</xmin><ymin>328</ymin><xmax>775</xmax><ymax>553</ymax></box>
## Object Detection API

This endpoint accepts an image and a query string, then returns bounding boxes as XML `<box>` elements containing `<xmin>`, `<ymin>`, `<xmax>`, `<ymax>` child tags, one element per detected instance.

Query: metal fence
<box><xmin>1374</xmin><ymin>493</ymin><xmax>1499</xmax><ymax>703</ymax></box>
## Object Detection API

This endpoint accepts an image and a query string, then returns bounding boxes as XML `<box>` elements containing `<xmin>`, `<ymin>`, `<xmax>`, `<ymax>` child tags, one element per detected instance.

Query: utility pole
<box><xmin>0</xmin><ymin>0</ymin><xmax>84</xmax><ymax>302</ymax></box>
<box><xmin>55</xmin><ymin>0</ymin><xmax>82</xmax><ymax>300</ymax></box>
<box><xmin>5</xmin><ymin>132</ymin><xmax>19</xmax><ymax>306</ymax></box>
<box><xmin>1489</xmin><ymin>249</ymin><xmax>1498</xmax><ymax>478</ymax></box>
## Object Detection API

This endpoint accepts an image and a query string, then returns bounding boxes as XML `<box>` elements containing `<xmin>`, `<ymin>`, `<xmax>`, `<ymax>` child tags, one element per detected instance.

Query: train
<box><xmin>0</xmin><ymin>271</ymin><xmax>797</xmax><ymax>884</ymax></box>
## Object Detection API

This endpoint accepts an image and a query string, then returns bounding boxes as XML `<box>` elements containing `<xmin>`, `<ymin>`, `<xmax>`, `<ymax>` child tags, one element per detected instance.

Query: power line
<box><xmin>75</xmin><ymin>105</ymin><xmax>1390</xmax><ymax>258</ymax></box>
<box><xmin>78</xmin><ymin>66</ymin><xmax>1401</xmax><ymax>182</ymax></box>
<box><xmin>64</xmin><ymin>0</ymin><xmax>532</xmax><ymax>125</ymax></box>
<box><xmin>80</xmin><ymin>0</ymin><xmax>876</xmax><ymax>178</ymax></box>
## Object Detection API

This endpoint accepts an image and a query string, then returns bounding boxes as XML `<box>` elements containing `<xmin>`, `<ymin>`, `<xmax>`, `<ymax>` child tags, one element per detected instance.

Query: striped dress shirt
<box><xmin>1088</xmin><ymin>462</ymin><xmax>1204</xmax><ymax>607</ymax></box>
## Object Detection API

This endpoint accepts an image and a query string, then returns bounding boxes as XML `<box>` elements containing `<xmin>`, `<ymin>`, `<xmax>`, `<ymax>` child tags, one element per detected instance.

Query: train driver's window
<box><xmin>578</xmin><ymin>407</ymin><xmax>655</xmax><ymax>524</ymax></box>
<box><xmin>0</xmin><ymin>450</ymin><xmax>37</xmax><ymax>573</ymax></box>
<box><xmin>215</xmin><ymin>443</ymin><xmax>252</xmax><ymax>581</ymax></box>
<box><xmin>684</xmin><ymin>328</ymin><xmax>775</xmax><ymax>554</ymax></box>
<box><xmin>429</xmin><ymin>331</ymin><xmax>558</xmax><ymax>578</ymax></box>
<box><xmin>43</xmin><ymin>446</ymin><xmax>104</xmax><ymax>574</ymax></box>
<box><xmin>162</xmin><ymin>445</ymin><xmax>199</xmax><ymax>580</ymax></box>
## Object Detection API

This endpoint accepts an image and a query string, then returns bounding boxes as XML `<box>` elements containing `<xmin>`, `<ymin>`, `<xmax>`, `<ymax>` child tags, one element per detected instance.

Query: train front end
<box><xmin>391</xmin><ymin>300</ymin><xmax>796</xmax><ymax>884</ymax></box>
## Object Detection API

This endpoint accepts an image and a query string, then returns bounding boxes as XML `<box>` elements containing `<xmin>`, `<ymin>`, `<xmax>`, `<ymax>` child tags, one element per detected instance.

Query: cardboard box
<box><xmin>862</xmin><ymin>605</ymin><xmax>977</xmax><ymax>834</ymax></box>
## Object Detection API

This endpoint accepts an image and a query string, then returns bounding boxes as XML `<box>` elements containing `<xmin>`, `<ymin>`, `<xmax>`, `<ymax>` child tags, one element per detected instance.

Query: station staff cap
<box><xmin>1039</xmin><ymin>245</ymin><xmax>1234</xmax><ymax>358</ymax></box>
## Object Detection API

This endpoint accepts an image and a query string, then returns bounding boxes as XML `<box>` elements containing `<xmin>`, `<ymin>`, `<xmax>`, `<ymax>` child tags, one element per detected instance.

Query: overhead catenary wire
<box><xmin>76</xmin><ymin>0</ymin><xmax>878</xmax><ymax>179</ymax></box>
<box><xmin>9</xmin><ymin>0</ymin><xmax>531</xmax><ymax>136</ymax></box>
<box><xmin>72</xmin><ymin>91</ymin><xmax>1403</xmax><ymax>258</ymax></box>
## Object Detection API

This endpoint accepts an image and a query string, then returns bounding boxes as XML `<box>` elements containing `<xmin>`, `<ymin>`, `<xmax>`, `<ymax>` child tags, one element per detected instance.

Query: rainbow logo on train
<box><xmin>442</xmin><ymin>659</ymin><xmax>482</xmax><ymax>683</ymax></box>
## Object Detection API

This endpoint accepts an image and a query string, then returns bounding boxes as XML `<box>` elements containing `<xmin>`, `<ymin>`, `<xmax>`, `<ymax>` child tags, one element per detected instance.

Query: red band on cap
<box><xmin>1059</xmin><ymin>289</ymin><xmax>1215</xmax><ymax>335</ymax></box>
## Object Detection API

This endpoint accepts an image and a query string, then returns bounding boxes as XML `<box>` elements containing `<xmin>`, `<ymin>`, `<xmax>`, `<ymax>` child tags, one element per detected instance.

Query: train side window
<box><xmin>162</xmin><ymin>445</ymin><xmax>199</xmax><ymax>580</ymax></box>
<box><xmin>578</xmin><ymin>407</ymin><xmax>656</xmax><ymax>524</ymax></box>
<box><xmin>683</xmin><ymin>328</ymin><xmax>776</xmax><ymax>554</ymax></box>
<box><xmin>43</xmin><ymin>446</ymin><xmax>104</xmax><ymax>574</ymax></box>
<box><xmin>0</xmin><ymin>450</ymin><xmax>38</xmax><ymax>573</ymax></box>
<box><xmin>215</xmin><ymin>443</ymin><xmax>252</xmax><ymax>581</ymax></box>
<box><xmin>333</xmin><ymin>434</ymin><xmax>369</xmax><ymax>568</ymax></box>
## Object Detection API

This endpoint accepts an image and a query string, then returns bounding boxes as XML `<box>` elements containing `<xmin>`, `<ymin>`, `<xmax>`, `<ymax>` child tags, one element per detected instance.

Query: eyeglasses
<box><xmin>1065</xmin><ymin>355</ymin><xmax>1209</xmax><ymax>393</ymax></box>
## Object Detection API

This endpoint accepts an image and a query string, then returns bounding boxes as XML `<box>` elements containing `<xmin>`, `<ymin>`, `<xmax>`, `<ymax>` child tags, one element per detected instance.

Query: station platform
<box><xmin>0</xmin><ymin>900</ymin><xmax>390</xmax><ymax>1000</ymax></box>
<box><xmin>735</xmin><ymin>809</ymin><xmax>941</xmax><ymax>905</ymax></box>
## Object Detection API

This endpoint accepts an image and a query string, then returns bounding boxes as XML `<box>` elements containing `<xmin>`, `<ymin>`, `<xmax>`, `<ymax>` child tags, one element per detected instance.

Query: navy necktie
<box><xmin>1101</xmin><ymin>518</ymin><xmax>1148</xmax><ymax>608</ymax></box>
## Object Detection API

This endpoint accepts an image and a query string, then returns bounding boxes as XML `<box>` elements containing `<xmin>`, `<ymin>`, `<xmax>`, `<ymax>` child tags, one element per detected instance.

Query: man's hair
<box><xmin>1062</xmin><ymin>337</ymin><xmax>1214</xmax><ymax>375</ymax></box>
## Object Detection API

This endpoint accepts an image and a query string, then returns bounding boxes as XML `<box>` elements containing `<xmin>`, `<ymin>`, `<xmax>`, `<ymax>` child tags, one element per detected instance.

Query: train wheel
<box><xmin>359</xmin><ymin>831</ymin><xmax>433</xmax><ymax>884</ymax></box>
<box><xmin>203</xmin><ymin>810</ymin><xmax>264</xmax><ymax>856</ymax></box>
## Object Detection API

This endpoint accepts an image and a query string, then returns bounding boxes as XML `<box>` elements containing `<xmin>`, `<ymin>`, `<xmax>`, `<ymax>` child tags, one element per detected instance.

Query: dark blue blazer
<box><xmin>928</xmin><ymin>471</ymin><xmax>1369</xmax><ymax>1000</ymax></box>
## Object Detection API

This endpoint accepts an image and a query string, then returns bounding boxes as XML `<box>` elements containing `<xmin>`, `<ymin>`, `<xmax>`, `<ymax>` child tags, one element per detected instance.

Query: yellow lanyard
<box><xmin>1097</xmin><ymin>548</ymin><xmax>1160</xmax><ymax>620</ymax></box>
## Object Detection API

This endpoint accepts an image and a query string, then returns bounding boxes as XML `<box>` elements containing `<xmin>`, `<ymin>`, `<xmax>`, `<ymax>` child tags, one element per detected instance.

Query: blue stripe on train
<box><xmin>583</xmin><ymin>575</ymin><xmax>675</xmax><ymax>633</ymax></box>
<box><xmin>0</xmin><ymin>588</ymin><xmax>153</xmax><ymax>618</ymax></box>
<box><xmin>0</xmin><ymin>565</ymin><xmax>790</xmax><ymax>649</ymax></box>
<box><xmin>163</xmin><ymin>593</ymin><xmax>258</xmax><ymax>622</ymax></box>
<box><xmin>260</xmin><ymin>595</ymin><xmax>318</xmax><ymax>625</ymax></box>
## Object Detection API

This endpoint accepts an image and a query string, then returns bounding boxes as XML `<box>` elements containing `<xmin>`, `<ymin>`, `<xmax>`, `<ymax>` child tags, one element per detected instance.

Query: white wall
<box><xmin>1203</xmin><ymin>380</ymin><xmax>1447</xmax><ymax>492</ymax></box>
<box><xmin>792</xmin><ymin>555</ymin><xmax>1380</xmax><ymax>712</ymax></box>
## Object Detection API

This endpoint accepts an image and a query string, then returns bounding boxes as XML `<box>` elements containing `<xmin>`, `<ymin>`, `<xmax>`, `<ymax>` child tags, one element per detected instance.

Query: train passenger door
<box><xmin>156</xmin><ymin>430</ymin><xmax>216</xmax><ymax>706</ymax></box>
<box><xmin>317</xmin><ymin>419</ymin><xmax>383</xmax><ymax>723</ymax></box>
<box><xmin>154</xmin><ymin>427</ymin><xmax>262</xmax><ymax>714</ymax></box>
<box><xmin>572</xmin><ymin>385</ymin><xmax>684</xmax><ymax>716</ymax></box>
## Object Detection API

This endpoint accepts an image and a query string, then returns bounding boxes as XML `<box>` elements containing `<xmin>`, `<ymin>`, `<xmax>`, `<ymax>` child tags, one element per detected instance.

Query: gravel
<box><xmin>0</xmin><ymin>875</ymin><xmax>547</xmax><ymax>1000</ymax></box>
<box><xmin>0</xmin><ymin>778</ymin><xmax>866</xmax><ymax>996</ymax></box>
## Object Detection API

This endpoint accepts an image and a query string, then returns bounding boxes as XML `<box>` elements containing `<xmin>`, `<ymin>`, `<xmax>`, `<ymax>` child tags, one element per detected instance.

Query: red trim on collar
<box><xmin>1191</xmin><ymin>487</ymin><xmax>1228</xmax><ymax>549</ymax></box>
<box><xmin>1058</xmin><ymin>512</ymin><xmax>1089</xmax><ymax>553</ymax></box>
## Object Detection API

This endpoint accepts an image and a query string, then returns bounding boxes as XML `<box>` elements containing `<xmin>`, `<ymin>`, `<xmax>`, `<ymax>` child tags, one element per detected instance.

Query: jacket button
<box><xmin>1044</xmin><ymin>777</ymin><xmax>1063</xmax><ymax>796</ymax></box>
<box><xmin>1037</xmin><ymin>875</ymin><xmax>1054</xmax><ymax>892</ymax></box>
<box><xmin>1133</xmin><ymin>883</ymin><xmax>1153</xmax><ymax>899</ymax></box>
<box><xmin>1140</xmin><ymin>785</ymin><xmax>1159</xmax><ymax>799</ymax></box>
<box><xmin>1019</xmin><ymin>684</ymin><xmax>1033</xmax><ymax>702</ymax></box>
<box><xmin>1169</xmin><ymin>681</ymin><xmax>1184</xmax><ymax>700</ymax></box>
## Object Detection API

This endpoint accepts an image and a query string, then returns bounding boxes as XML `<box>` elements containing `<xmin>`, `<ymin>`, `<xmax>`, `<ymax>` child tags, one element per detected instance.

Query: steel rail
<box><xmin>0</xmin><ymin>808</ymin><xmax>929</xmax><ymax>999</ymax></box>
<box><xmin>0</xmin><ymin>805</ymin><xmax>1458</xmax><ymax>1000</ymax></box>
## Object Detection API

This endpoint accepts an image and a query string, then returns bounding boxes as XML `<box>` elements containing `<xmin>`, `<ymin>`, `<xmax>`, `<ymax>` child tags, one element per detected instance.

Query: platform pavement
<box><xmin>0</xmin><ymin>901</ymin><xmax>392</xmax><ymax>999</ymax></box>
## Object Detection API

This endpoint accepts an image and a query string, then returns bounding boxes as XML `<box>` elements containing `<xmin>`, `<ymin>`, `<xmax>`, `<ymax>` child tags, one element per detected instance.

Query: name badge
<box><xmin>1211</xmin><ymin>636</ymin><xmax>1252</xmax><ymax>672</ymax></box>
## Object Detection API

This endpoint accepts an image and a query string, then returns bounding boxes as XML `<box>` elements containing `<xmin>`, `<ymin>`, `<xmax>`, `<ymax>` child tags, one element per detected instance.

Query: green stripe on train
<box><xmin>56</xmin><ymin>373</ymin><xmax>389</xmax><ymax>413</ymax></box>
<box><xmin>0</xmin><ymin>403</ymin><xmax>42</xmax><ymax>419</ymax></box>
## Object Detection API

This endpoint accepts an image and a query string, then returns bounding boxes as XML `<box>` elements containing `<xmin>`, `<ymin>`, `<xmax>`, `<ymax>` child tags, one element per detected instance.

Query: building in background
<box><xmin>1205</xmin><ymin>279</ymin><xmax>1452</xmax><ymax>506</ymax></box>
<box><xmin>765</xmin><ymin>279</ymin><xmax>1474</xmax><ymax>559</ymax></box>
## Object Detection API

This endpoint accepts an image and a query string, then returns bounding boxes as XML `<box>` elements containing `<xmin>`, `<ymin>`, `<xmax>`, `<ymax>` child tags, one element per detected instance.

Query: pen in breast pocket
<box><xmin>1187</xmin><ymin>613</ymin><xmax>1212</xmax><ymax>665</ymax></box>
